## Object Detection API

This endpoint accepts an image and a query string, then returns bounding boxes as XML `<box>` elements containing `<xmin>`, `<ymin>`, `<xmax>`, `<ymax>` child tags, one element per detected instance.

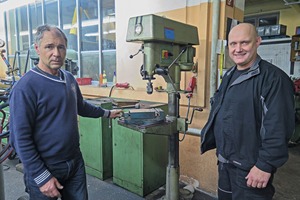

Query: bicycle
<box><xmin>0</xmin><ymin>49</ymin><xmax>25</xmax><ymax>164</ymax></box>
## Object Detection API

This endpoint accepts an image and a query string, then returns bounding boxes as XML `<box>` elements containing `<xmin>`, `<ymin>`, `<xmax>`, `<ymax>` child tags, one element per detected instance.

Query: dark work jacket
<box><xmin>200</xmin><ymin>56</ymin><xmax>295</xmax><ymax>173</ymax></box>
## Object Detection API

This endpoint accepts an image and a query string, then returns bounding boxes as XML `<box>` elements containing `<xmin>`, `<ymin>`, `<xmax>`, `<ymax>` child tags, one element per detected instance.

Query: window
<box><xmin>80</xmin><ymin>0</ymin><xmax>100</xmax><ymax>80</ymax></box>
<box><xmin>101</xmin><ymin>0</ymin><xmax>116</xmax><ymax>83</ymax></box>
<box><xmin>45</xmin><ymin>0</ymin><xmax>58</xmax><ymax>25</ymax></box>
<box><xmin>244</xmin><ymin>13</ymin><xmax>279</xmax><ymax>27</ymax></box>
<box><xmin>62</xmin><ymin>0</ymin><xmax>77</xmax><ymax>51</ymax></box>
<box><xmin>81</xmin><ymin>0</ymin><xmax>99</xmax><ymax>51</ymax></box>
<box><xmin>3</xmin><ymin>0</ymin><xmax>116</xmax><ymax>82</ymax></box>
<box><xmin>30</xmin><ymin>2</ymin><xmax>43</xmax><ymax>39</ymax></box>
<box><xmin>17</xmin><ymin>6</ymin><xmax>29</xmax><ymax>51</ymax></box>
<box><xmin>6</xmin><ymin>10</ymin><xmax>16</xmax><ymax>56</ymax></box>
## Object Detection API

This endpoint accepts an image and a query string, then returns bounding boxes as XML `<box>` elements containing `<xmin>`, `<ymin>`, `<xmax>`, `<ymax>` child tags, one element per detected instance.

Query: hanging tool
<box><xmin>186</xmin><ymin>76</ymin><xmax>197</xmax><ymax>98</ymax></box>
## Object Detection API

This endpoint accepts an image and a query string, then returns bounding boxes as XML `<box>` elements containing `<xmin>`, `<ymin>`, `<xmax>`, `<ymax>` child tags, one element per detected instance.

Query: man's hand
<box><xmin>39</xmin><ymin>177</ymin><xmax>63</xmax><ymax>198</ymax></box>
<box><xmin>109</xmin><ymin>109</ymin><xmax>123</xmax><ymax>118</ymax></box>
<box><xmin>245</xmin><ymin>165</ymin><xmax>271</xmax><ymax>188</ymax></box>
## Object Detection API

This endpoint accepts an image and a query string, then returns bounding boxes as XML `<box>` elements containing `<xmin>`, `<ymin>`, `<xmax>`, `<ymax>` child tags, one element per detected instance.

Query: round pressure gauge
<box><xmin>135</xmin><ymin>23</ymin><xmax>143</xmax><ymax>35</ymax></box>
<box><xmin>0</xmin><ymin>39</ymin><xmax>5</xmax><ymax>48</ymax></box>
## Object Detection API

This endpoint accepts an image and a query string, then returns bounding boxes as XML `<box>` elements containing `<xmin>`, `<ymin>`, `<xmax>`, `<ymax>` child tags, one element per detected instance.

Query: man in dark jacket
<box><xmin>201</xmin><ymin>23</ymin><xmax>295</xmax><ymax>200</ymax></box>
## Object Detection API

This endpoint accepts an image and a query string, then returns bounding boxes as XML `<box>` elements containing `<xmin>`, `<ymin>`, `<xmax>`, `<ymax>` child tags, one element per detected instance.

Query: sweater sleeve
<box><xmin>9</xmin><ymin>83</ymin><xmax>53</xmax><ymax>187</ymax></box>
<box><xmin>256</xmin><ymin>73</ymin><xmax>295</xmax><ymax>173</ymax></box>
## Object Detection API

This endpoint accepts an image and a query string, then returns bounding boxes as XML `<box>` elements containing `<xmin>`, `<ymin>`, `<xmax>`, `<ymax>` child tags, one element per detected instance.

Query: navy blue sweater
<box><xmin>9</xmin><ymin>67</ymin><xmax>109</xmax><ymax>187</ymax></box>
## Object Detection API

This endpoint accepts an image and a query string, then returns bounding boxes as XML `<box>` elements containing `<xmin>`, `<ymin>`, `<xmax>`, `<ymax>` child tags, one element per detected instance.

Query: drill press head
<box><xmin>126</xmin><ymin>14</ymin><xmax>199</xmax><ymax>94</ymax></box>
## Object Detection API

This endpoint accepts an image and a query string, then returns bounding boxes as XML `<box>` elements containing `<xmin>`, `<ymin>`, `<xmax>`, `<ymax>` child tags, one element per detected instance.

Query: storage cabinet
<box><xmin>112</xmin><ymin>102</ymin><xmax>168</xmax><ymax>197</ymax></box>
<box><xmin>79</xmin><ymin>99</ymin><xmax>113</xmax><ymax>180</ymax></box>
<box><xmin>291</xmin><ymin>35</ymin><xmax>300</xmax><ymax>62</ymax></box>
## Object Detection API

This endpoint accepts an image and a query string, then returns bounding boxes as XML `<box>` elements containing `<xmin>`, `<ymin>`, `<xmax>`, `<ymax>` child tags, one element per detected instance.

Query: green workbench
<box><xmin>79</xmin><ymin>99</ymin><xmax>113</xmax><ymax>180</ymax></box>
<box><xmin>112</xmin><ymin>102</ymin><xmax>168</xmax><ymax>197</ymax></box>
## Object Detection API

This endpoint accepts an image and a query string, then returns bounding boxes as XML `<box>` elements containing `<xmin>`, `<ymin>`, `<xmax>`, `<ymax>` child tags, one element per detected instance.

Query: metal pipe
<box><xmin>76</xmin><ymin>0</ymin><xmax>82</xmax><ymax>77</ymax></box>
<box><xmin>210</xmin><ymin>0</ymin><xmax>220</xmax><ymax>98</ymax></box>
<box><xmin>186</xmin><ymin>128</ymin><xmax>202</xmax><ymax>136</ymax></box>
<box><xmin>165</xmin><ymin>104</ymin><xmax>201</xmax><ymax>200</ymax></box>
<box><xmin>165</xmin><ymin>91</ymin><xmax>180</xmax><ymax>200</ymax></box>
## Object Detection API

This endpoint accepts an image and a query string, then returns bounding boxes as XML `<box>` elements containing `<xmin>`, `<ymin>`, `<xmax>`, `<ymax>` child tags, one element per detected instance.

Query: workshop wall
<box><xmin>280</xmin><ymin>8</ymin><xmax>300</xmax><ymax>36</ymax></box>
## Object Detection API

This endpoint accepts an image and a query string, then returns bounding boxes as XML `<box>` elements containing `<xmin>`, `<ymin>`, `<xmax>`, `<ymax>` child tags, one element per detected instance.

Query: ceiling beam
<box><xmin>283</xmin><ymin>0</ymin><xmax>300</xmax><ymax>12</ymax></box>
<box><xmin>283</xmin><ymin>0</ymin><xmax>300</xmax><ymax>5</ymax></box>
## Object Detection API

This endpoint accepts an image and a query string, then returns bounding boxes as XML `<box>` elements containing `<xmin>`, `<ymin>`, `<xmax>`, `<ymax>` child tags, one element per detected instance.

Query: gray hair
<box><xmin>34</xmin><ymin>24</ymin><xmax>68</xmax><ymax>47</ymax></box>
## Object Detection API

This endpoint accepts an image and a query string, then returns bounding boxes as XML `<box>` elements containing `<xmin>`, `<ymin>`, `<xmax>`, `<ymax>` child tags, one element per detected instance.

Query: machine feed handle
<box><xmin>186</xmin><ymin>107</ymin><xmax>203</xmax><ymax>125</ymax></box>
<box><xmin>129</xmin><ymin>44</ymin><xmax>144</xmax><ymax>59</ymax></box>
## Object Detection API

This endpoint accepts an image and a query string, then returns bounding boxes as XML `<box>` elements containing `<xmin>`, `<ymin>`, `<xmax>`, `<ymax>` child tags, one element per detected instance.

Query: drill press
<box><xmin>125</xmin><ymin>14</ymin><xmax>199</xmax><ymax>200</ymax></box>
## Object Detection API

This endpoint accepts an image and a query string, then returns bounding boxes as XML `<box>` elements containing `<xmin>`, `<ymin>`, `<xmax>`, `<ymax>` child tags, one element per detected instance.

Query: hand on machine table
<box><xmin>109</xmin><ymin>109</ymin><xmax>123</xmax><ymax>118</ymax></box>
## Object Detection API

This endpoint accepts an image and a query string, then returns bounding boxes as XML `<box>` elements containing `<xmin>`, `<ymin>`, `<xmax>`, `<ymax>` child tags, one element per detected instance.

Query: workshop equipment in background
<box><xmin>0</xmin><ymin>42</ymin><xmax>21</xmax><ymax>104</ymax></box>
<box><xmin>292</xmin><ymin>78</ymin><xmax>300</xmax><ymax>144</ymax></box>
<box><xmin>112</xmin><ymin>99</ymin><xmax>139</xmax><ymax>108</ymax></box>
<box><xmin>216</xmin><ymin>39</ymin><xmax>226</xmax><ymax>82</ymax></box>
<box><xmin>256</xmin><ymin>24</ymin><xmax>287</xmax><ymax>39</ymax></box>
<box><xmin>0</xmin><ymin>39</ymin><xmax>19</xmax><ymax>199</ymax></box>
<box><xmin>108</xmin><ymin>82</ymin><xmax>134</xmax><ymax>97</ymax></box>
<box><xmin>125</xmin><ymin>14</ymin><xmax>201</xmax><ymax>199</ymax></box>
<box><xmin>0</xmin><ymin>144</ymin><xmax>3</xmax><ymax>200</ymax></box>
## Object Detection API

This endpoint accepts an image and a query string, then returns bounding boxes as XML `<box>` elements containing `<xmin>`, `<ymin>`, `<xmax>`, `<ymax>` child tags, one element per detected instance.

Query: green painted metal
<box><xmin>112</xmin><ymin>103</ymin><xmax>168</xmax><ymax>197</ymax></box>
<box><xmin>79</xmin><ymin>99</ymin><xmax>113</xmax><ymax>180</ymax></box>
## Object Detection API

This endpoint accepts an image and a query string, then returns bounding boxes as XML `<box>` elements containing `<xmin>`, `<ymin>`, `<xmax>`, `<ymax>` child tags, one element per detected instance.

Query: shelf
<box><xmin>291</xmin><ymin>35</ymin><xmax>300</xmax><ymax>62</ymax></box>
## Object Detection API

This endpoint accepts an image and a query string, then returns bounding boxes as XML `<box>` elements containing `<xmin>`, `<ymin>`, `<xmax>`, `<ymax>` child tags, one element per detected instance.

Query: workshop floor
<box><xmin>273</xmin><ymin>143</ymin><xmax>300</xmax><ymax>200</ymax></box>
<box><xmin>1</xmin><ymin>144</ymin><xmax>299</xmax><ymax>200</ymax></box>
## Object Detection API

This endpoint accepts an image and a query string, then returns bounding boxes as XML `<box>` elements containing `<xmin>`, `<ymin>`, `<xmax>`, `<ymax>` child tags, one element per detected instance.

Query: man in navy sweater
<box><xmin>9</xmin><ymin>24</ymin><xmax>122</xmax><ymax>200</ymax></box>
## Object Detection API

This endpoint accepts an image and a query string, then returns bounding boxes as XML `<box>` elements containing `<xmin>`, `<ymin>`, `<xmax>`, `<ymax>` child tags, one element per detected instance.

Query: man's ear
<box><xmin>256</xmin><ymin>36</ymin><xmax>262</xmax><ymax>46</ymax></box>
<box><xmin>34</xmin><ymin>44</ymin><xmax>40</xmax><ymax>55</ymax></box>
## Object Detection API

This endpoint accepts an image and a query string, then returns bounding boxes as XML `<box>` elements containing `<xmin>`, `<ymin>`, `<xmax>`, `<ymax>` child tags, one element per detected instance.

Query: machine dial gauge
<box><xmin>135</xmin><ymin>24</ymin><xmax>143</xmax><ymax>35</ymax></box>
<box><xmin>0</xmin><ymin>39</ymin><xmax>5</xmax><ymax>48</ymax></box>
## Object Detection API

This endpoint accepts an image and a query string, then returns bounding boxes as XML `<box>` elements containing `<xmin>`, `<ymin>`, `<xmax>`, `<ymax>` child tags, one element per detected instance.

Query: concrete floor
<box><xmin>1</xmin><ymin>144</ymin><xmax>299</xmax><ymax>200</ymax></box>
<box><xmin>1</xmin><ymin>158</ymin><xmax>144</xmax><ymax>200</ymax></box>
<box><xmin>273</xmin><ymin>143</ymin><xmax>300</xmax><ymax>200</ymax></box>
<box><xmin>1</xmin><ymin>158</ymin><xmax>215</xmax><ymax>200</ymax></box>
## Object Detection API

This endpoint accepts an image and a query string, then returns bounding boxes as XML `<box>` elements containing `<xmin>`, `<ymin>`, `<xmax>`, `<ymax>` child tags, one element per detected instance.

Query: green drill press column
<box><xmin>126</xmin><ymin>14</ymin><xmax>199</xmax><ymax>199</ymax></box>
